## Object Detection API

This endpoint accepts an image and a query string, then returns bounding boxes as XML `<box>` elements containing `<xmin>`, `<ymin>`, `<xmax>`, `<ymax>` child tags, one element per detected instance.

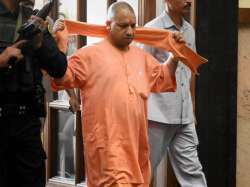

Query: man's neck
<box><xmin>167</xmin><ymin>9</ymin><xmax>183</xmax><ymax>29</ymax></box>
<box><xmin>1</xmin><ymin>0</ymin><xmax>18</xmax><ymax>12</ymax></box>
<box><xmin>107</xmin><ymin>37</ymin><xmax>129</xmax><ymax>52</ymax></box>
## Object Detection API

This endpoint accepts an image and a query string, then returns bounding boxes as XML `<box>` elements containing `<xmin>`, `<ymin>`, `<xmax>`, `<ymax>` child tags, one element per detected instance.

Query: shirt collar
<box><xmin>161</xmin><ymin>11</ymin><xmax>189</xmax><ymax>32</ymax></box>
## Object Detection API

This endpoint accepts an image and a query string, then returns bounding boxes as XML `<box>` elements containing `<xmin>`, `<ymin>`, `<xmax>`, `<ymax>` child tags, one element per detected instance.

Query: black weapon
<box><xmin>18</xmin><ymin>0</ymin><xmax>54</xmax><ymax>40</ymax></box>
<box><xmin>8</xmin><ymin>0</ymin><xmax>54</xmax><ymax>68</ymax></box>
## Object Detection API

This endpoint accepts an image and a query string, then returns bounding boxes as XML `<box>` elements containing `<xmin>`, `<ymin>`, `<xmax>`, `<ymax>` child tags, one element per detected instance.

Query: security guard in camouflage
<box><xmin>0</xmin><ymin>0</ymin><xmax>67</xmax><ymax>186</ymax></box>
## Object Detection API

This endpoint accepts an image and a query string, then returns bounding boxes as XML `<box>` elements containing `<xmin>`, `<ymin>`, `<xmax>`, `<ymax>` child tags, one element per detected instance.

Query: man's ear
<box><xmin>106</xmin><ymin>20</ymin><xmax>111</xmax><ymax>30</ymax></box>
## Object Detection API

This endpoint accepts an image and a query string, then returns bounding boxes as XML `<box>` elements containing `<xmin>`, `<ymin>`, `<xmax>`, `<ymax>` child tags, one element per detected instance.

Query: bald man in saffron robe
<box><xmin>53</xmin><ymin>2</ymin><xmax>186</xmax><ymax>187</ymax></box>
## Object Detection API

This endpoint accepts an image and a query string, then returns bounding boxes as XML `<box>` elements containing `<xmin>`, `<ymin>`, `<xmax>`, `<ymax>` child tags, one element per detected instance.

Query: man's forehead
<box><xmin>167</xmin><ymin>0</ymin><xmax>180</xmax><ymax>4</ymax></box>
<box><xmin>115</xmin><ymin>17</ymin><xmax>136</xmax><ymax>26</ymax></box>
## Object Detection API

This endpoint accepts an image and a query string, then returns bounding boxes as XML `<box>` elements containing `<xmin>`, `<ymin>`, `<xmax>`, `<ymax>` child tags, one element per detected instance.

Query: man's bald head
<box><xmin>107</xmin><ymin>1</ymin><xmax>135</xmax><ymax>21</ymax></box>
<box><xmin>106</xmin><ymin>1</ymin><xmax>136</xmax><ymax>51</ymax></box>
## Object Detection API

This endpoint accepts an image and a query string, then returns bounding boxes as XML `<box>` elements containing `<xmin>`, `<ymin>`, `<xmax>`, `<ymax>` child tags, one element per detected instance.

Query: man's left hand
<box><xmin>170</xmin><ymin>31</ymin><xmax>186</xmax><ymax>62</ymax></box>
<box><xmin>172</xmin><ymin>31</ymin><xmax>185</xmax><ymax>43</ymax></box>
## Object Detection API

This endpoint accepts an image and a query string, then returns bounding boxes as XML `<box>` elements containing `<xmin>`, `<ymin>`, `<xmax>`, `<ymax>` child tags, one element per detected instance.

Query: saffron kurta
<box><xmin>54</xmin><ymin>39</ymin><xmax>176</xmax><ymax>187</ymax></box>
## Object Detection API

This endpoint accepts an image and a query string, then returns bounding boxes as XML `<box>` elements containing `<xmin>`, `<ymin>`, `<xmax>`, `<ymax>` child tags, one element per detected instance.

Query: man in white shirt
<box><xmin>142</xmin><ymin>0</ymin><xmax>207</xmax><ymax>186</ymax></box>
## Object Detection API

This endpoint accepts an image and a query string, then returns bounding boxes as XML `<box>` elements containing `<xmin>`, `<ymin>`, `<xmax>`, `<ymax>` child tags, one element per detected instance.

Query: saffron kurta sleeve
<box><xmin>57</xmin><ymin>48</ymin><xmax>90</xmax><ymax>89</ymax></box>
<box><xmin>144</xmin><ymin>52</ymin><xmax>176</xmax><ymax>93</ymax></box>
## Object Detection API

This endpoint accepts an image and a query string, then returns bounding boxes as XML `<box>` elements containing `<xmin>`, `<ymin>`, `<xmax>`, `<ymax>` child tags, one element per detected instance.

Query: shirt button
<box><xmin>182</xmin><ymin>99</ymin><xmax>185</xmax><ymax>103</ymax></box>
<box><xmin>181</xmin><ymin>83</ymin><xmax>184</xmax><ymax>86</ymax></box>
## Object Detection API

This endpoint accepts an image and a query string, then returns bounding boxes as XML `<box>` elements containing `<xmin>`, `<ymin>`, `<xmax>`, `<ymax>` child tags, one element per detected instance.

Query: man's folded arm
<box><xmin>36</xmin><ymin>31</ymin><xmax>68</xmax><ymax>78</ymax></box>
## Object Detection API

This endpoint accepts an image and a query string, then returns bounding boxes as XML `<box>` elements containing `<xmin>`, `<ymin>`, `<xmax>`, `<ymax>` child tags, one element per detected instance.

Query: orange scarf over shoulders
<box><xmin>56</xmin><ymin>20</ymin><xmax>208</xmax><ymax>75</ymax></box>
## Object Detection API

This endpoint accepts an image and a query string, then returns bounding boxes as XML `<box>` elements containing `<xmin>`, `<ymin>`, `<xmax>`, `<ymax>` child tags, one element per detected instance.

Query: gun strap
<box><xmin>13</xmin><ymin>6</ymin><xmax>23</xmax><ymax>42</ymax></box>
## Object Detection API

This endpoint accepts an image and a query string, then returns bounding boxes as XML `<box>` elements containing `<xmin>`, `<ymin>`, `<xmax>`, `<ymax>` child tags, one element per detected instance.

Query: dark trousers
<box><xmin>0</xmin><ymin>115</ymin><xmax>46</xmax><ymax>187</ymax></box>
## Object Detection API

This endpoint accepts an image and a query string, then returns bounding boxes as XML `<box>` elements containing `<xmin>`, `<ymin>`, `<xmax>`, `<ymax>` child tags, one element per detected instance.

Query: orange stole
<box><xmin>56</xmin><ymin>20</ymin><xmax>208</xmax><ymax>75</ymax></box>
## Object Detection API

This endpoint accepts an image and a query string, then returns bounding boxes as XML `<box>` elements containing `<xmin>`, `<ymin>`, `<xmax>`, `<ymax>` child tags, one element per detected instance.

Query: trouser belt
<box><xmin>0</xmin><ymin>104</ymin><xmax>33</xmax><ymax>118</ymax></box>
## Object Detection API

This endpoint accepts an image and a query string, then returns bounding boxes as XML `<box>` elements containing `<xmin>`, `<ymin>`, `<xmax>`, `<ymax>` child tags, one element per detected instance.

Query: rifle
<box><xmin>8</xmin><ymin>0</ymin><xmax>55</xmax><ymax>67</ymax></box>
<box><xmin>18</xmin><ymin>0</ymin><xmax>55</xmax><ymax>40</ymax></box>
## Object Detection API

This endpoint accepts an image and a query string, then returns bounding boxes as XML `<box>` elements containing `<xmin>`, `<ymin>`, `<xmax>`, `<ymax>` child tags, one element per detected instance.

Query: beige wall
<box><xmin>240</xmin><ymin>0</ymin><xmax>250</xmax><ymax>8</ymax></box>
<box><xmin>237</xmin><ymin>23</ymin><xmax>250</xmax><ymax>187</ymax></box>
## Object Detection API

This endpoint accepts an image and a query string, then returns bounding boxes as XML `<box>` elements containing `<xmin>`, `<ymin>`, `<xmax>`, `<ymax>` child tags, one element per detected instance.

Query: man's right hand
<box><xmin>66</xmin><ymin>89</ymin><xmax>81</xmax><ymax>113</ymax></box>
<box><xmin>69</xmin><ymin>96</ymin><xmax>81</xmax><ymax>113</ymax></box>
<box><xmin>0</xmin><ymin>40</ymin><xmax>26</xmax><ymax>68</ymax></box>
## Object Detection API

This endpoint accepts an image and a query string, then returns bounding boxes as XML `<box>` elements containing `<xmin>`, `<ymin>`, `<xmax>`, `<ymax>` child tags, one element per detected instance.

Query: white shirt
<box><xmin>143</xmin><ymin>11</ymin><xmax>196</xmax><ymax>124</ymax></box>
